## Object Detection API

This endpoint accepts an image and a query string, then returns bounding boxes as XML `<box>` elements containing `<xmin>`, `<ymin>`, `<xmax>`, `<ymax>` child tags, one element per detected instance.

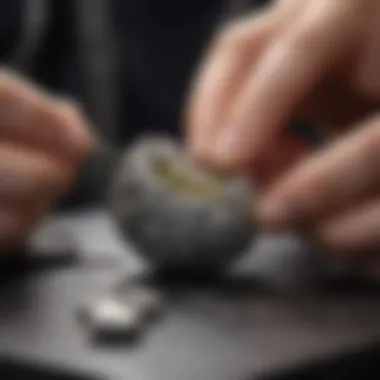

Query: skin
<box><xmin>186</xmin><ymin>0</ymin><xmax>380</xmax><ymax>262</ymax></box>
<box><xmin>0</xmin><ymin>70</ymin><xmax>92</xmax><ymax>253</ymax></box>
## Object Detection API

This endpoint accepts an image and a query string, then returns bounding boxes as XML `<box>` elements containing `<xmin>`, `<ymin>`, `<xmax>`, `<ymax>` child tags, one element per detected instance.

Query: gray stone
<box><xmin>108</xmin><ymin>135</ymin><xmax>255</xmax><ymax>272</ymax></box>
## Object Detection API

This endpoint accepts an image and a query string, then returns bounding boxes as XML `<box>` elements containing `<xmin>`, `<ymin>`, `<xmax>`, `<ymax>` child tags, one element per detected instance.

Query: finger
<box><xmin>52</xmin><ymin>99</ymin><xmax>94</xmax><ymax>164</ymax></box>
<box><xmin>0</xmin><ymin>180</ymin><xmax>59</xmax><ymax>254</ymax></box>
<box><xmin>185</xmin><ymin>12</ymin><xmax>277</xmax><ymax>161</ymax></box>
<box><xmin>250</xmin><ymin>132</ymin><xmax>312</xmax><ymax>189</ymax></box>
<box><xmin>0</xmin><ymin>201</ymin><xmax>51</xmax><ymax>253</ymax></box>
<box><xmin>314</xmin><ymin>197</ymin><xmax>380</xmax><ymax>260</ymax></box>
<box><xmin>0</xmin><ymin>143</ymin><xmax>73</xmax><ymax>206</ymax></box>
<box><xmin>352</xmin><ymin>0</ymin><xmax>380</xmax><ymax>100</ymax></box>
<box><xmin>212</xmin><ymin>0</ymin><xmax>365</xmax><ymax>170</ymax></box>
<box><xmin>185</xmin><ymin>0</ymin><xmax>298</xmax><ymax>164</ymax></box>
<box><xmin>256</xmin><ymin>114</ymin><xmax>380</xmax><ymax>230</ymax></box>
<box><xmin>0</xmin><ymin>70</ymin><xmax>93</xmax><ymax>163</ymax></box>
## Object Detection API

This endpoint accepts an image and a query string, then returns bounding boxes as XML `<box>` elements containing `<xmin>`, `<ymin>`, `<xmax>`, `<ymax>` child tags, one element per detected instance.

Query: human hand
<box><xmin>0</xmin><ymin>70</ymin><xmax>92</xmax><ymax>251</ymax></box>
<box><xmin>186</xmin><ymin>0</ymin><xmax>380</xmax><ymax>260</ymax></box>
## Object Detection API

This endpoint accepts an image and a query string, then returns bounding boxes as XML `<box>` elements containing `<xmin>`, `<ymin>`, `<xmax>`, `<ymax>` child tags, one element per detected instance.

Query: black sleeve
<box><xmin>29</xmin><ymin>0</ymin><xmax>85</xmax><ymax>99</ymax></box>
<box><xmin>0</xmin><ymin>1</ymin><xmax>22</xmax><ymax>61</ymax></box>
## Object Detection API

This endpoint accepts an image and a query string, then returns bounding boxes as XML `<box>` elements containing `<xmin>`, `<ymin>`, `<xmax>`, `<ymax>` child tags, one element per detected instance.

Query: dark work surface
<box><xmin>0</xmin><ymin>358</ymin><xmax>99</xmax><ymax>380</ymax></box>
<box><xmin>264</xmin><ymin>342</ymin><xmax>380</xmax><ymax>380</ymax></box>
<box><xmin>1</xmin><ymin>210</ymin><xmax>380</xmax><ymax>380</ymax></box>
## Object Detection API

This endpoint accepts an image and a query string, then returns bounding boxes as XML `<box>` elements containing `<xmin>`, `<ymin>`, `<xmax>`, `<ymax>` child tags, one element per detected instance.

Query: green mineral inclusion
<box><xmin>154</xmin><ymin>157</ymin><xmax>226</xmax><ymax>199</ymax></box>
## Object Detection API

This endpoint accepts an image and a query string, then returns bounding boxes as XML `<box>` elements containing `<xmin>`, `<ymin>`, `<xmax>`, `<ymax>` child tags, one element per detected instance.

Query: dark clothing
<box><xmin>113</xmin><ymin>0</ymin><xmax>226</xmax><ymax>143</ymax></box>
<box><xmin>0</xmin><ymin>1</ymin><xmax>22</xmax><ymax>58</ymax></box>
<box><xmin>0</xmin><ymin>0</ymin><xmax>271</xmax><ymax>207</ymax></box>
<box><xmin>0</xmin><ymin>1</ymin><xmax>81</xmax><ymax>97</ymax></box>
<box><xmin>0</xmin><ymin>0</ymin><xmax>268</xmax><ymax>142</ymax></box>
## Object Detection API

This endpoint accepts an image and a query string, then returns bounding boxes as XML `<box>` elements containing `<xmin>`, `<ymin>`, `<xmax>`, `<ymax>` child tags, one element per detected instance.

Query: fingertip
<box><xmin>54</xmin><ymin>100</ymin><xmax>95</xmax><ymax>163</ymax></box>
<box><xmin>255</xmin><ymin>196</ymin><xmax>296</xmax><ymax>232</ymax></box>
<box><xmin>210</xmin><ymin>122</ymin><xmax>267</xmax><ymax>173</ymax></box>
<box><xmin>212</xmin><ymin>126</ymin><xmax>247</xmax><ymax>168</ymax></box>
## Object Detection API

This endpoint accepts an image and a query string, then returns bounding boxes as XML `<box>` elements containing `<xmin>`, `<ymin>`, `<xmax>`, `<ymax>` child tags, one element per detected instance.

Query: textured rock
<box><xmin>108</xmin><ymin>135</ymin><xmax>255</xmax><ymax>273</ymax></box>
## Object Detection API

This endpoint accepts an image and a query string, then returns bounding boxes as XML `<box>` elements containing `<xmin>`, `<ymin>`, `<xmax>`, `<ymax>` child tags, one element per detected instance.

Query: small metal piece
<box><xmin>116</xmin><ymin>284</ymin><xmax>165</xmax><ymax>322</ymax></box>
<box><xmin>78</xmin><ymin>295</ymin><xmax>142</xmax><ymax>345</ymax></box>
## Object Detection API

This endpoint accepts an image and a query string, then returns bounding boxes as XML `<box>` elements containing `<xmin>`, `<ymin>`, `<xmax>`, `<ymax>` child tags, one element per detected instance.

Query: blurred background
<box><xmin>0</xmin><ymin>1</ymin><xmax>380</xmax><ymax>380</ymax></box>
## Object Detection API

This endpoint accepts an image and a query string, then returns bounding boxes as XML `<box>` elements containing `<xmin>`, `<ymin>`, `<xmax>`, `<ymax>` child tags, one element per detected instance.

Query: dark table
<box><xmin>0</xmin><ymin>209</ymin><xmax>380</xmax><ymax>380</ymax></box>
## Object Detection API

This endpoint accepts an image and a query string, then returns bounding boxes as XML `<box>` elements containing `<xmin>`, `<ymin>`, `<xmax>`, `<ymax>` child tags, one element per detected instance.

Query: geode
<box><xmin>108</xmin><ymin>135</ymin><xmax>255</xmax><ymax>273</ymax></box>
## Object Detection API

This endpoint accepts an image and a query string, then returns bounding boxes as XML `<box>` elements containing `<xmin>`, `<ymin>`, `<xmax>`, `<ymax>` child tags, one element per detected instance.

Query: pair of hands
<box><xmin>0</xmin><ymin>0</ymin><xmax>379</xmax><ymax>262</ymax></box>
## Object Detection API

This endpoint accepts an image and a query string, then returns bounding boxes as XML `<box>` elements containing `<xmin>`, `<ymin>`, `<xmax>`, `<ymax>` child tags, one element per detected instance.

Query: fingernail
<box><xmin>187</xmin><ymin>134</ymin><xmax>216</xmax><ymax>165</ymax></box>
<box><xmin>256</xmin><ymin>197</ymin><xmax>293</xmax><ymax>230</ymax></box>
<box><xmin>190</xmin><ymin>137</ymin><xmax>208</xmax><ymax>158</ymax></box>
<box><xmin>214</xmin><ymin>127</ymin><xmax>245</xmax><ymax>166</ymax></box>
<box><xmin>56</xmin><ymin>105</ymin><xmax>92</xmax><ymax>160</ymax></box>
<box><xmin>214</xmin><ymin>123</ymin><xmax>260</xmax><ymax>168</ymax></box>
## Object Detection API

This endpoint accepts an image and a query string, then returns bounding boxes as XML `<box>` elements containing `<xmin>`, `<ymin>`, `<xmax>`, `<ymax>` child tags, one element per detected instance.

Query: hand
<box><xmin>0</xmin><ymin>70</ymin><xmax>92</xmax><ymax>251</ymax></box>
<box><xmin>185</xmin><ymin>0</ymin><xmax>380</xmax><ymax>260</ymax></box>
